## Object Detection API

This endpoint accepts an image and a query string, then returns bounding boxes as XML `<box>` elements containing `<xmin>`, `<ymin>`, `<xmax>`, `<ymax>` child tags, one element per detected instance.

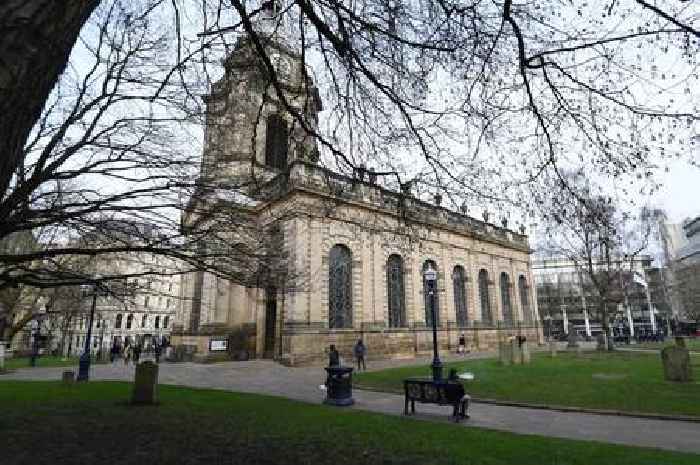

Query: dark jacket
<box><xmin>328</xmin><ymin>349</ymin><xmax>340</xmax><ymax>367</ymax></box>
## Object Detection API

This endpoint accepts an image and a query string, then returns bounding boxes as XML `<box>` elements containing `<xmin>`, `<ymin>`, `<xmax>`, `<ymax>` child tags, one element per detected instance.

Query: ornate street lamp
<box><xmin>543</xmin><ymin>315</ymin><xmax>552</xmax><ymax>342</ymax></box>
<box><xmin>424</xmin><ymin>264</ymin><xmax>442</xmax><ymax>381</ymax></box>
<box><xmin>77</xmin><ymin>278</ymin><xmax>100</xmax><ymax>382</ymax></box>
<box><xmin>29</xmin><ymin>298</ymin><xmax>48</xmax><ymax>367</ymax></box>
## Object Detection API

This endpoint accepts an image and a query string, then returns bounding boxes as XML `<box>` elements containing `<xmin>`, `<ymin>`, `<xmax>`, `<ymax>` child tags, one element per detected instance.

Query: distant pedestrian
<box><xmin>123</xmin><ymin>345</ymin><xmax>131</xmax><ymax>365</ymax></box>
<box><xmin>458</xmin><ymin>333</ymin><xmax>466</xmax><ymax>355</ymax></box>
<box><xmin>154</xmin><ymin>344</ymin><xmax>162</xmax><ymax>364</ymax></box>
<box><xmin>353</xmin><ymin>339</ymin><xmax>367</xmax><ymax>371</ymax></box>
<box><xmin>133</xmin><ymin>345</ymin><xmax>142</xmax><ymax>363</ymax></box>
<box><xmin>110</xmin><ymin>343</ymin><xmax>120</xmax><ymax>363</ymax></box>
<box><xmin>328</xmin><ymin>344</ymin><xmax>340</xmax><ymax>367</ymax></box>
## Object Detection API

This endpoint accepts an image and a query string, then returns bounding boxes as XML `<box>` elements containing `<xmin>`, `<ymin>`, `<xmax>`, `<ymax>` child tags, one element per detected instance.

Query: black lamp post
<box><xmin>425</xmin><ymin>264</ymin><xmax>442</xmax><ymax>381</ymax></box>
<box><xmin>29</xmin><ymin>318</ymin><xmax>40</xmax><ymax>367</ymax></box>
<box><xmin>77</xmin><ymin>282</ymin><xmax>98</xmax><ymax>382</ymax></box>
<box><xmin>543</xmin><ymin>315</ymin><xmax>552</xmax><ymax>342</ymax></box>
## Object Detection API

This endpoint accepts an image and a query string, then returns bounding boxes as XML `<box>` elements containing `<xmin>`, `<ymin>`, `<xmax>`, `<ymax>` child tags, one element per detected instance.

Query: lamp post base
<box><xmin>431</xmin><ymin>359</ymin><xmax>443</xmax><ymax>381</ymax></box>
<box><xmin>76</xmin><ymin>352</ymin><xmax>91</xmax><ymax>382</ymax></box>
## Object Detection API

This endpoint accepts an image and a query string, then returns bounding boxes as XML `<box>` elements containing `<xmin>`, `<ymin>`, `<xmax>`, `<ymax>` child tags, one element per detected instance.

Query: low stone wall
<box><xmin>278</xmin><ymin>326</ymin><xmax>542</xmax><ymax>366</ymax></box>
<box><xmin>171</xmin><ymin>325</ymin><xmax>542</xmax><ymax>366</ymax></box>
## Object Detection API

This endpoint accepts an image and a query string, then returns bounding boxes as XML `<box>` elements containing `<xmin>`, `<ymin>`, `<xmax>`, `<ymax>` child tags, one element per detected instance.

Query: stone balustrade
<box><xmin>260</xmin><ymin>160</ymin><xmax>529</xmax><ymax>252</ymax></box>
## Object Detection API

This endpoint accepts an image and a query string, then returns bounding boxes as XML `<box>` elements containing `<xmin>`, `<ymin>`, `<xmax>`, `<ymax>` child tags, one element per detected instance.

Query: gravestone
<box><xmin>62</xmin><ymin>370</ymin><xmax>75</xmax><ymax>384</ymax></box>
<box><xmin>567</xmin><ymin>326</ymin><xmax>580</xmax><ymax>349</ymax></box>
<box><xmin>510</xmin><ymin>338</ymin><xmax>521</xmax><ymax>365</ymax></box>
<box><xmin>549</xmin><ymin>341</ymin><xmax>557</xmax><ymax>357</ymax></box>
<box><xmin>499</xmin><ymin>341</ymin><xmax>512</xmax><ymax>366</ymax></box>
<box><xmin>520</xmin><ymin>340</ymin><xmax>531</xmax><ymax>364</ymax></box>
<box><xmin>132</xmin><ymin>361</ymin><xmax>159</xmax><ymax>404</ymax></box>
<box><xmin>596</xmin><ymin>333</ymin><xmax>607</xmax><ymax>351</ymax></box>
<box><xmin>661</xmin><ymin>340</ymin><xmax>692</xmax><ymax>383</ymax></box>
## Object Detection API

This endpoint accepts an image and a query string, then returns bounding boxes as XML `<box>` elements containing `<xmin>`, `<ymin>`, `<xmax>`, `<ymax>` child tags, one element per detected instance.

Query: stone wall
<box><xmin>277</xmin><ymin>325</ymin><xmax>541</xmax><ymax>366</ymax></box>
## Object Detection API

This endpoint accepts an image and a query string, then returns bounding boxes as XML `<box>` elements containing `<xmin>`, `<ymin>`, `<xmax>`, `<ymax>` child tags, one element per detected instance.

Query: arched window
<box><xmin>141</xmin><ymin>314</ymin><xmax>148</xmax><ymax>328</ymax></box>
<box><xmin>478</xmin><ymin>270</ymin><xmax>492</xmax><ymax>324</ymax></box>
<box><xmin>155</xmin><ymin>316</ymin><xmax>161</xmax><ymax>329</ymax></box>
<box><xmin>453</xmin><ymin>265</ymin><xmax>468</xmax><ymax>327</ymax></box>
<box><xmin>126</xmin><ymin>314</ymin><xmax>134</xmax><ymax>330</ymax></box>
<box><xmin>387</xmin><ymin>254</ymin><xmax>406</xmax><ymax>327</ymax></box>
<box><xmin>329</xmin><ymin>245</ymin><xmax>353</xmax><ymax>328</ymax></box>
<box><xmin>265</xmin><ymin>113</ymin><xmax>289</xmax><ymax>170</ymax></box>
<box><xmin>115</xmin><ymin>314</ymin><xmax>123</xmax><ymax>329</ymax></box>
<box><xmin>163</xmin><ymin>316</ymin><xmax>170</xmax><ymax>329</ymax></box>
<box><xmin>500</xmin><ymin>272</ymin><xmax>513</xmax><ymax>324</ymax></box>
<box><xmin>423</xmin><ymin>260</ymin><xmax>440</xmax><ymax>326</ymax></box>
<box><xmin>519</xmin><ymin>275</ymin><xmax>532</xmax><ymax>324</ymax></box>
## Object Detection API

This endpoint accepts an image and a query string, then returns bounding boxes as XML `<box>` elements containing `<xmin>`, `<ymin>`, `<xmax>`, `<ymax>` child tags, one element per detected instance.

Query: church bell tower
<box><xmin>199</xmin><ymin>0</ymin><xmax>322</xmax><ymax>192</ymax></box>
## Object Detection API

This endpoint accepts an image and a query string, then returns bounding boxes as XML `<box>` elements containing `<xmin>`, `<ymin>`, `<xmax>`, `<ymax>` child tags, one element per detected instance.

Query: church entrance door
<box><xmin>264</xmin><ymin>288</ymin><xmax>277</xmax><ymax>358</ymax></box>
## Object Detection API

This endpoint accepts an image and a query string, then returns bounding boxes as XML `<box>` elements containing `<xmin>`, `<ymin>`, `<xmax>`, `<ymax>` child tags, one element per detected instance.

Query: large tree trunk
<box><xmin>0</xmin><ymin>0</ymin><xmax>100</xmax><ymax>198</ymax></box>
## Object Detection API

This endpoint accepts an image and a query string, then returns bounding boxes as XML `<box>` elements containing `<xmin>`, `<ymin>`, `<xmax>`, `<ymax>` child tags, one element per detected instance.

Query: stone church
<box><xmin>171</xmin><ymin>4</ymin><xmax>542</xmax><ymax>365</ymax></box>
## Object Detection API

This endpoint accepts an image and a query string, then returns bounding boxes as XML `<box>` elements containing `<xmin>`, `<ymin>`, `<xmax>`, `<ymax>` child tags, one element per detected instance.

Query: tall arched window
<box><xmin>141</xmin><ymin>314</ymin><xmax>148</xmax><ymax>328</ymax></box>
<box><xmin>155</xmin><ymin>316</ymin><xmax>161</xmax><ymax>329</ymax></box>
<box><xmin>265</xmin><ymin>113</ymin><xmax>289</xmax><ymax>170</ymax></box>
<box><xmin>115</xmin><ymin>314</ymin><xmax>123</xmax><ymax>329</ymax></box>
<box><xmin>500</xmin><ymin>272</ymin><xmax>513</xmax><ymax>324</ymax></box>
<box><xmin>478</xmin><ymin>270</ymin><xmax>492</xmax><ymax>324</ymax></box>
<box><xmin>163</xmin><ymin>316</ymin><xmax>170</xmax><ymax>329</ymax></box>
<box><xmin>387</xmin><ymin>254</ymin><xmax>406</xmax><ymax>328</ymax></box>
<box><xmin>519</xmin><ymin>275</ymin><xmax>532</xmax><ymax>324</ymax></box>
<box><xmin>423</xmin><ymin>260</ymin><xmax>440</xmax><ymax>326</ymax></box>
<box><xmin>453</xmin><ymin>265</ymin><xmax>468</xmax><ymax>327</ymax></box>
<box><xmin>329</xmin><ymin>244</ymin><xmax>353</xmax><ymax>328</ymax></box>
<box><xmin>126</xmin><ymin>314</ymin><xmax>134</xmax><ymax>329</ymax></box>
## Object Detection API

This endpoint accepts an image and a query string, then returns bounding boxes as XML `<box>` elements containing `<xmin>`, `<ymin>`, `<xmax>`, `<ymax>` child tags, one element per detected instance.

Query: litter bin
<box><xmin>324</xmin><ymin>366</ymin><xmax>354</xmax><ymax>406</ymax></box>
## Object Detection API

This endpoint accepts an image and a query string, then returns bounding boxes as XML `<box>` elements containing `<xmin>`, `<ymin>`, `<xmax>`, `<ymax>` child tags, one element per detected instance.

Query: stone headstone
<box><xmin>520</xmin><ymin>341</ymin><xmax>531</xmax><ymax>364</ymax></box>
<box><xmin>549</xmin><ymin>341</ymin><xmax>557</xmax><ymax>357</ymax></box>
<box><xmin>567</xmin><ymin>329</ymin><xmax>580</xmax><ymax>349</ymax></box>
<box><xmin>62</xmin><ymin>370</ymin><xmax>75</xmax><ymax>384</ymax></box>
<box><xmin>596</xmin><ymin>334</ymin><xmax>607</xmax><ymax>351</ymax></box>
<box><xmin>661</xmin><ymin>345</ymin><xmax>692</xmax><ymax>382</ymax></box>
<box><xmin>510</xmin><ymin>339</ymin><xmax>522</xmax><ymax>365</ymax></box>
<box><xmin>132</xmin><ymin>361</ymin><xmax>159</xmax><ymax>404</ymax></box>
<box><xmin>499</xmin><ymin>341</ymin><xmax>512</xmax><ymax>365</ymax></box>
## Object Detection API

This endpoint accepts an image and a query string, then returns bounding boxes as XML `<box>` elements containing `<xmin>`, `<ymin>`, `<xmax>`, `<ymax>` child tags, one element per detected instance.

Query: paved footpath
<box><xmin>3</xmin><ymin>355</ymin><xmax>700</xmax><ymax>454</ymax></box>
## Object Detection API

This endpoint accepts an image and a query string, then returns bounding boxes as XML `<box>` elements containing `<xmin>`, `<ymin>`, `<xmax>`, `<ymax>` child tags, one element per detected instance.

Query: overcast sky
<box><xmin>653</xmin><ymin>158</ymin><xmax>700</xmax><ymax>223</ymax></box>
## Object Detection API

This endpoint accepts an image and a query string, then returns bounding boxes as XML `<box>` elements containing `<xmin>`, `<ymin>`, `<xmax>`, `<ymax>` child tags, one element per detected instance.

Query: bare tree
<box><xmin>540</xmin><ymin>184</ymin><xmax>654</xmax><ymax>348</ymax></box>
<box><xmin>1</xmin><ymin>1</ymin><xmax>697</xmax><ymax>293</ymax></box>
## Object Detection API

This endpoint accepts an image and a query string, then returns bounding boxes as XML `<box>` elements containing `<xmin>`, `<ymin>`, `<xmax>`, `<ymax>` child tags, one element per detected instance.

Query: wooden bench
<box><xmin>403</xmin><ymin>377</ymin><xmax>470</xmax><ymax>422</ymax></box>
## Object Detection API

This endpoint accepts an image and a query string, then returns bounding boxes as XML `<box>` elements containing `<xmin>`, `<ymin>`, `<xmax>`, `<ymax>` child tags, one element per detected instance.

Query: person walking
<box><xmin>458</xmin><ymin>333</ymin><xmax>466</xmax><ymax>355</ymax></box>
<box><xmin>123</xmin><ymin>344</ymin><xmax>131</xmax><ymax>366</ymax></box>
<box><xmin>110</xmin><ymin>343</ymin><xmax>120</xmax><ymax>364</ymax></box>
<box><xmin>353</xmin><ymin>339</ymin><xmax>366</xmax><ymax>371</ymax></box>
<box><xmin>328</xmin><ymin>344</ymin><xmax>340</xmax><ymax>367</ymax></box>
<box><xmin>133</xmin><ymin>344</ymin><xmax>142</xmax><ymax>364</ymax></box>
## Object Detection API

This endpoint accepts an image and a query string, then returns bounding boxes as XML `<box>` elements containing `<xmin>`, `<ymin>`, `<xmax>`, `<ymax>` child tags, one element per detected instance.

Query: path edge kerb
<box><xmin>354</xmin><ymin>387</ymin><xmax>700</xmax><ymax>424</ymax></box>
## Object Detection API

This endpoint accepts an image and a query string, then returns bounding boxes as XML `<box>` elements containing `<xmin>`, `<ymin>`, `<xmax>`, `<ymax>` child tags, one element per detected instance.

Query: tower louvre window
<box><xmin>265</xmin><ymin>113</ymin><xmax>289</xmax><ymax>170</ymax></box>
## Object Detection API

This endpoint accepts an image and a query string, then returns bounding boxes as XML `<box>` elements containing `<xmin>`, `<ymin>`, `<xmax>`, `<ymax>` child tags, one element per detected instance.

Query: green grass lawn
<box><xmin>0</xmin><ymin>381</ymin><xmax>697</xmax><ymax>465</ymax></box>
<box><xmin>355</xmin><ymin>352</ymin><xmax>700</xmax><ymax>417</ymax></box>
<box><xmin>1</xmin><ymin>355</ymin><xmax>104</xmax><ymax>371</ymax></box>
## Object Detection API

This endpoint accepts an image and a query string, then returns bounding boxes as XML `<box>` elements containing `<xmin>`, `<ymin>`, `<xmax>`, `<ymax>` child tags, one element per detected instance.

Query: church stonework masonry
<box><xmin>171</xmin><ymin>4</ymin><xmax>542</xmax><ymax>365</ymax></box>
